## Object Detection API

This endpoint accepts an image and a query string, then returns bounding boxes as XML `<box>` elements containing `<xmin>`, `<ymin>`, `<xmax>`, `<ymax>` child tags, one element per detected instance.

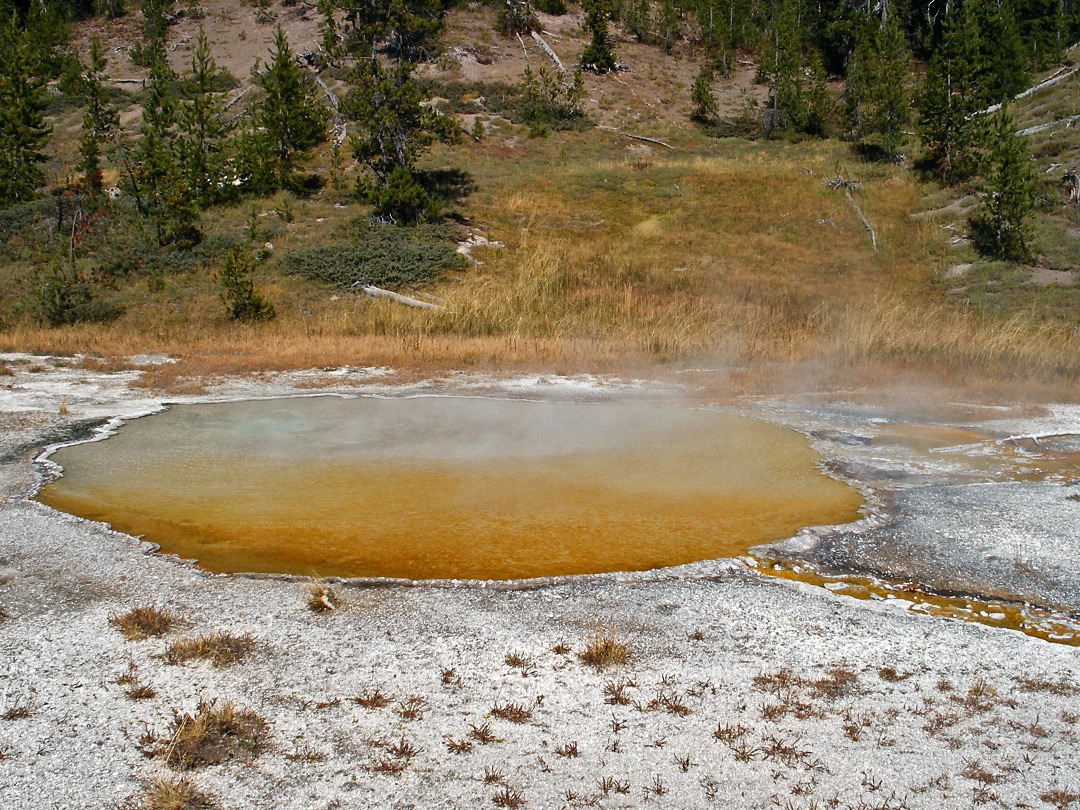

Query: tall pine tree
<box><xmin>916</xmin><ymin>0</ymin><xmax>984</xmax><ymax>183</ymax></box>
<box><xmin>340</xmin><ymin>0</ymin><xmax>459</xmax><ymax>220</ymax></box>
<box><xmin>970</xmin><ymin>106</ymin><xmax>1037</xmax><ymax>260</ymax></box>
<box><xmin>845</xmin><ymin>11</ymin><xmax>911</xmax><ymax>161</ymax></box>
<box><xmin>762</xmin><ymin>0</ymin><xmax>826</xmax><ymax>133</ymax></box>
<box><xmin>0</xmin><ymin>12</ymin><xmax>52</xmax><ymax>208</ymax></box>
<box><xmin>129</xmin><ymin>49</ymin><xmax>199</xmax><ymax>245</ymax></box>
<box><xmin>177</xmin><ymin>25</ymin><xmax>233</xmax><ymax>205</ymax></box>
<box><xmin>257</xmin><ymin>26</ymin><xmax>330</xmax><ymax>191</ymax></box>
<box><xmin>75</xmin><ymin>37</ymin><xmax>119</xmax><ymax>194</ymax></box>
<box><xmin>581</xmin><ymin>0</ymin><xmax>617</xmax><ymax>72</ymax></box>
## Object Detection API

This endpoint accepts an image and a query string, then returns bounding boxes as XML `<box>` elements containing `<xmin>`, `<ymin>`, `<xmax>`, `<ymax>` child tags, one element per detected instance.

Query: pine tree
<box><xmin>970</xmin><ymin>106</ymin><xmax>1037</xmax><ymax>261</ymax></box>
<box><xmin>764</xmin><ymin>0</ymin><xmax>806</xmax><ymax>131</ymax></box>
<box><xmin>318</xmin><ymin>0</ymin><xmax>341</xmax><ymax>65</ymax></box>
<box><xmin>0</xmin><ymin>13</ymin><xmax>52</xmax><ymax>208</ymax></box>
<box><xmin>658</xmin><ymin>0</ymin><xmax>679</xmax><ymax>54</ymax></box>
<box><xmin>217</xmin><ymin>243</ymin><xmax>275</xmax><ymax>321</ymax></box>
<box><xmin>694</xmin><ymin>0</ymin><xmax>731</xmax><ymax>75</ymax></box>
<box><xmin>233</xmin><ymin>113</ymin><xmax>276</xmax><ymax>196</ymax></box>
<box><xmin>691</xmin><ymin>64</ymin><xmax>719</xmax><ymax>121</ymax></box>
<box><xmin>177</xmin><ymin>25</ymin><xmax>233</xmax><ymax>205</ymax></box>
<box><xmin>499</xmin><ymin>0</ymin><xmax>537</xmax><ymax>35</ymax></box>
<box><xmin>845</xmin><ymin>11</ymin><xmax>911</xmax><ymax>161</ymax></box>
<box><xmin>624</xmin><ymin>0</ymin><xmax>651</xmax><ymax>42</ymax></box>
<box><xmin>916</xmin><ymin>2</ymin><xmax>983</xmax><ymax>183</ymax></box>
<box><xmin>869</xmin><ymin>12</ymin><xmax>911</xmax><ymax>161</ymax></box>
<box><xmin>581</xmin><ymin>0</ymin><xmax>617</xmax><ymax>72</ymax></box>
<box><xmin>258</xmin><ymin>26</ymin><xmax>330</xmax><ymax>190</ymax></box>
<box><xmin>968</xmin><ymin>0</ymin><xmax>1028</xmax><ymax>105</ymax></box>
<box><xmin>140</xmin><ymin>0</ymin><xmax>175</xmax><ymax>43</ymax></box>
<box><xmin>340</xmin><ymin>0</ymin><xmax>459</xmax><ymax>220</ymax></box>
<box><xmin>843</xmin><ymin>13</ymin><xmax>876</xmax><ymax>143</ymax></box>
<box><xmin>75</xmin><ymin>37</ymin><xmax>119</xmax><ymax>194</ymax></box>
<box><xmin>130</xmin><ymin>49</ymin><xmax>199</xmax><ymax>245</ymax></box>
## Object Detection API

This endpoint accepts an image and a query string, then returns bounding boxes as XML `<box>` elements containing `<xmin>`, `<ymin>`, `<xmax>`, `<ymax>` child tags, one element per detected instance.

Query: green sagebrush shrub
<box><xmin>33</xmin><ymin>261</ymin><xmax>123</xmax><ymax>326</ymax></box>
<box><xmin>281</xmin><ymin>222</ymin><xmax>464</xmax><ymax>290</ymax></box>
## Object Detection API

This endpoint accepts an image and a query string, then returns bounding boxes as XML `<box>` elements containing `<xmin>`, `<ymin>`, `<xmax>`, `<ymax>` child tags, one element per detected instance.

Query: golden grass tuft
<box><xmin>109</xmin><ymin>605</ymin><xmax>174</xmax><ymax>640</ymax></box>
<box><xmin>128</xmin><ymin>775</ymin><xmax>216</xmax><ymax>810</ymax></box>
<box><xmin>578</xmin><ymin>631</ymin><xmax>631</xmax><ymax>672</ymax></box>
<box><xmin>163</xmin><ymin>631</ymin><xmax>254</xmax><ymax>667</ymax></box>
<box><xmin>306</xmin><ymin>582</ymin><xmax>342</xmax><ymax>613</ymax></box>
<box><xmin>150</xmin><ymin>700</ymin><xmax>268</xmax><ymax>770</ymax></box>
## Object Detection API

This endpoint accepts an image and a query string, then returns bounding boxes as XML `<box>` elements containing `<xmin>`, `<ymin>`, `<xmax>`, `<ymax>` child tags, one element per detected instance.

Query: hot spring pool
<box><xmin>37</xmin><ymin>396</ymin><xmax>863</xmax><ymax>580</ymax></box>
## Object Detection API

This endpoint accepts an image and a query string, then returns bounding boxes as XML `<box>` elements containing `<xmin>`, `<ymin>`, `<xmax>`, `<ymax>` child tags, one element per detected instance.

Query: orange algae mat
<box><xmin>39</xmin><ymin>396</ymin><xmax>863</xmax><ymax>580</ymax></box>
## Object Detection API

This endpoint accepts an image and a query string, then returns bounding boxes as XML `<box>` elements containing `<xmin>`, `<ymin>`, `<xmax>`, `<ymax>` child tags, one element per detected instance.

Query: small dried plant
<box><xmin>110</xmin><ymin>605</ymin><xmax>174</xmax><ymax>640</ymax></box>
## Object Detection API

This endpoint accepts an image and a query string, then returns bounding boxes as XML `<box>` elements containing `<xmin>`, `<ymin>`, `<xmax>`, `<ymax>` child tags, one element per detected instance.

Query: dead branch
<box><xmin>308</xmin><ymin>68</ymin><xmax>347</xmax><ymax>147</ymax></box>
<box><xmin>352</xmin><ymin>282</ymin><xmax>445</xmax><ymax>310</ymax></box>
<box><xmin>826</xmin><ymin>174</ymin><xmax>862</xmax><ymax>192</ymax></box>
<box><xmin>516</xmin><ymin>33</ymin><xmax>530</xmax><ymax>63</ymax></box>
<box><xmin>597</xmin><ymin>125</ymin><xmax>674</xmax><ymax>149</ymax></box>
<box><xmin>531</xmin><ymin>31</ymin><xmax>564</xmax><ymax>73</ymax></box>
<box><xmin>221</xmin><ymin>86</ymin><xmax>252</xmax><ymax>114</ymax></box>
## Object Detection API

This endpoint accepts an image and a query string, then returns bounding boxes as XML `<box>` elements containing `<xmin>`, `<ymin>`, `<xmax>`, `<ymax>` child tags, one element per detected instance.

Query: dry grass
<box><xmin>446</xmin><ymin>736</ymin><xmax>473</xmax><ymax>754</ymax></box>
<box><xmin>1014</xmin><ymin>676</ymin><xmax>1079</xmax><ymax>695</ymax></box>
<box><xmin>468</xmin><ymin>722</ymin><xmax>497</xmax><ymax>744</ymax></box>
<box><xmin>149</xmin><ymin>700</ymin><xmax>268</xmax><ymax>770</ymax></box>
<box><xmin>109</xmin><ymin>605</ymin><xmax>174</xmax><ymax>640</ymax></box>
<box><xmin>7</xmin><ymin>133</ymin><xmax>1079</xmax><ymax>396</ymax></box>
<box><xmin>163</xmin><ymin>631</ymin><xmax>254</xmax><ymax>667</ymax></box>
<box><xmin>394</xmin><ymin>695</ymin><xmax>428</xmax><ymax>720</ymax></box>
<box><xmin>491</xmin><ymin>785</ymin><xmax>525</xmax><ymax>808</ymax></box>
<box><xmin>1040</xmin><ymin>788</ymin><xmax>1080</xmax><ymax>809</ymax></box>
<box><xmin>490</xmin><ymin>701</ymin><xmax>533</xmax><ymax>724</ymax></box>
<box><xmin>126</xmin><ymin>775</ymin><xmax>215</xmax><ymax>810</ymax></box>
<box><xmin>305</xmin><ymin>582</ymin><xmax>341</xmax><ymax>613</ymax></box>
<box><xmin>1</xmin><ymin>699</ymin><xmax>33</xmax><ymax>720</ymax></box>
<box><xmin>350</xmin><ymin>686</ymin><xmax>390</xmax><ymax>709</ymax></box>
<box><xmin>554</xmin><ymin>740</ymin><xmax>579</xmax><ymax>758</ymax></box>
<box><xmin>577</xmin><ymin>632</ymin><xmax>630</xmax><ymax>672</ymax></box>
<box><xmin>126</xmin><ymin>682</ymin><xmax>158</xmax><ymax>701</ymax></box>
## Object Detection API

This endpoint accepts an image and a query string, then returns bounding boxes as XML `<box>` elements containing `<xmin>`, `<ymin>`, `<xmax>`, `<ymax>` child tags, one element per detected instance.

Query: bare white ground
<box><xmin>1</xmin><ymin>357</ymin><xmax>1078</xmax><ymax>810</ymax></box>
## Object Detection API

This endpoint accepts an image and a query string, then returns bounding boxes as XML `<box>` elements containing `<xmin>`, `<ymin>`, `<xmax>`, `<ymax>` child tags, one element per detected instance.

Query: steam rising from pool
<box><xmin>38</xmin><ymin>396</ymin><xmax>863</xmax><ymax>580</ymax></box>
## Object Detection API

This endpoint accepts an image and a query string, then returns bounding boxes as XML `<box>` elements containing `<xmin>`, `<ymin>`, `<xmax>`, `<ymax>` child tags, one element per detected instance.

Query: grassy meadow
<box><xmin>5</xmin><ymin>23</ymin><xmax>1080</xmax><ymax>397</ymax></box>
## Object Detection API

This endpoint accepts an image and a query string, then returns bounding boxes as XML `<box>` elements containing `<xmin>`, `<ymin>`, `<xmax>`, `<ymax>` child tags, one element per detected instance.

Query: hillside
<box><xmin>2</xmin><ymin>0</ymin><xmax>1080</xmax><ymax>396</ymax></box>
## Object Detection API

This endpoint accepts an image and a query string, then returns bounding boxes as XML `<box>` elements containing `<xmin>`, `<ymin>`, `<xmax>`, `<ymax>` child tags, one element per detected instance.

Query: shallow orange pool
<box><xmin>38</xmin><ymin>396</ymin><xmax>864</xmax><ymax>580</ymax></box>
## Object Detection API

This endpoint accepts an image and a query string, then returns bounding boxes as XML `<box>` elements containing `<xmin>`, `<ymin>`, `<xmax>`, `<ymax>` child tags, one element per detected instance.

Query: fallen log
<box><xmin>1017</xmin><ymin>115</ymin><xmax>1080</xmax><ymax>137</ymax></box>
<box><xmin>352</xmin><ymin>282</ymin><xmax>445</xmax><ymax>310</ymax></box>
<box><xmin>625</xmin><ymin>133</ymin><xmax>675</xmax><ymax>149</ymax></box>
<box><xmin>845</xmin><ymin>189</ymin><xmax>877</xmax><ymax>252</ymax></box>
<box><xmin>531</xmin><ymin>31</ymin><xmax>565</xmax><ymax>73</ymax></box>
<box><xmin>976</xmin><ymin>66</ymin><xmax>1079</xmax><ymax>118</ymax></box>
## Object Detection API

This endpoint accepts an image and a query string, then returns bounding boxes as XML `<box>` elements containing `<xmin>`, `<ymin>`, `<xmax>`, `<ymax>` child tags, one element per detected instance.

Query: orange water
<box><xmin>750</xmin><ymin>557</ymin><xmax>1080</xmax><ymax>646</ymax></box>
<box><xmin>38</xmin><ymin>396</ymin><xmax>864</xmax><ymax>580</ymax></box>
